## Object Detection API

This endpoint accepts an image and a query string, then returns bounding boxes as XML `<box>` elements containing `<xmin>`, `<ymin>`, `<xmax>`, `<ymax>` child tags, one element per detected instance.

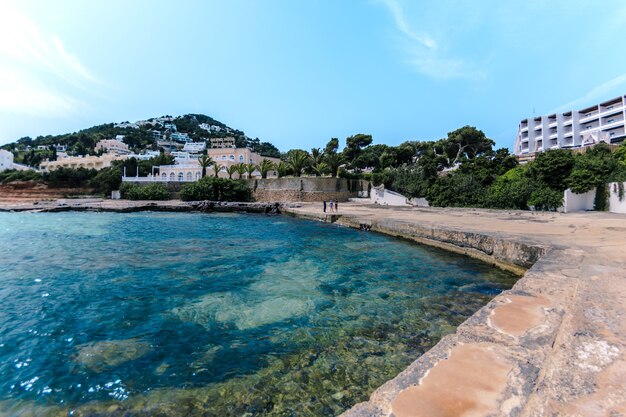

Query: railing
<box><xmin>121</xmin><ymin>176</ymin><xmax>196</xmax><ymax>182</ymax></box>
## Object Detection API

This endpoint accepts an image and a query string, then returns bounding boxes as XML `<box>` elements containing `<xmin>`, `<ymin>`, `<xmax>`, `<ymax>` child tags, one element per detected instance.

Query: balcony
<box><xmin>601</xmin><ymin>118</ymin><xmax>625</xmax><ymax>130</ymax></box>
<box><xmin>549</xmin><ymin>133</ymin><xmax>558</xmax><ymax>139</ymax></box>
<box><xmin>579</xmin><ymin>113</ymin><xmax>600</xmax><ymax>124</ymax></box>
<box><xmin>548</xmin><ymin>121</ymin><xmax>557</xmax><ymax>128</ymax></box>
<box><xmin>534</xmin><ymin>124</ymin><xmax>542</xmax><ymax>130</ymax></box>
<box><xmin>599</xmin><ymin>104</ymin><xmax>624</xmax><ymax>117</ymax></box>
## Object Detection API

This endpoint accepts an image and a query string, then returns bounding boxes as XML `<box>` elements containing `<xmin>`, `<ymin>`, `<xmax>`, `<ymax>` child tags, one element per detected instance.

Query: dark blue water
<box><xmin>0</xmin><ymin>212</ymin><xmax>516</xmax><ymax>416</ymax></box>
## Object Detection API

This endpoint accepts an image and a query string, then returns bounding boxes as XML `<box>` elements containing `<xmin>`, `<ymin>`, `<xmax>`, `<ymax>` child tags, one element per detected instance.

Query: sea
<box><xmin>0</xmin><ymin>211</ymin><xmax>516</xmax><ymax>416</ymax></box>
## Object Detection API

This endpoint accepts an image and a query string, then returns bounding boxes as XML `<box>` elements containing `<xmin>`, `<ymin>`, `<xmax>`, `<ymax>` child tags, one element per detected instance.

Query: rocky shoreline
<box><xmin>0</xmin><ymin>199</ymin><xmax>283</xmax><ymax>214</ymax></box>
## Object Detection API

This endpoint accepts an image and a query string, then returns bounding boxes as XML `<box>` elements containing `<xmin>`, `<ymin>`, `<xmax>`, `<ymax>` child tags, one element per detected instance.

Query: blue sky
<box><xmin>1</xmin><ymin>0</ymin><xmax>626</xmax><ymax>151</ymax></box>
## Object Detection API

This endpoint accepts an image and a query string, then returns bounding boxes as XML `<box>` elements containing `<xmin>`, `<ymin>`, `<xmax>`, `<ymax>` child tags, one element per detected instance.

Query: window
<box><xmin>169</xmin><ymin>173</ymin><xmax>175</xmax><ymax>181</ymax></box>
<box><xmin>239</xmin><ymin>155</ymin><xmax>244</xmax><ymax>162</ymax></box>
<box><xmin>161</xmin><ymin>173</ymin><xmax>167</xmax><ymax>179</ymax></box>
<box><xmin>178</xmin><ymin>172</ymin><xmax>184</xmax><ymax>181</ymax></box>
<box><xmin>196</xmin><ymin>172</ymin><xmax>201</xmax><ymax>179</ymax></box>
<box><xmin>607</xmin><ymin>105</ymin><xmax>613</xmax><ymax>110</ymax></box>
<box><xmin>610</xmin><ymin>132</ymin><xmax>616</xmax><ymax>137</ymax></box>
<box><xmin>222</xmin><ymin>155</ymin><xmax>226</xmax><ymax>160</ymax></box>
<box><xmin>187</xmin><ymin>172</ymin><xmax>192</xmax><ymax>181</ymax></box>
<box><xmin>607</xmin><ymin>119</ymin><xmax>614</xmax><ymax>124</ymax></box>
<box><xmin>229</xmin><ymin>155</ymin><xmax>234</xmax><ymax>160</ymax></box>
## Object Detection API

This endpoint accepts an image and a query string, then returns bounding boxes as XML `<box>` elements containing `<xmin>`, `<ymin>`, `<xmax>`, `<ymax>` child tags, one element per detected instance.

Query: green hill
<box><xmin>1</xmin><ymin>114</ymin><xmax>281</xmax><ymax>167</ymax></box>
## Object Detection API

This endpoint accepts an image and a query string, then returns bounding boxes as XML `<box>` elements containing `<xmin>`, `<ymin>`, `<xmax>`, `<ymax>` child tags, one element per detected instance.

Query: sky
<box><xmin>1</xmin><ymin>0</ymin><xmax>626</xmax><ymax>152</ymax></box>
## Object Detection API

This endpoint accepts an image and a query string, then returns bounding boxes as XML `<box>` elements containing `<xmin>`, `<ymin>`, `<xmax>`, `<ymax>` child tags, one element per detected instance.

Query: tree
<box><xmin>324</xmin><ymin>138</ymin><xmax>339</xmax><ymax>155</ymax></box>
<box><xmin>212</xmin><ymin>161</ymin><xmax>223</xmax><ymax>177</ymax></box>
<box><xmin>311</xmin><ymin>162</ymin><xmax>329</xmax><ymax>176</ymax></box>
<box><xmin>245</xmin><ymin>163</ymin><xmax>256</xmax><ymax>179</ymax></box>
<box><xmin>567</xmin><ymin>143</ymin><xmax>618</xmax><ymax>193</ymax></box>
<box><xmin>344</xmin><ymin>134</ymin><xmax>373</xmax><ymax>168</ymax></box>
<box><xmin>528</xmin><ymin>149</ymin><xmax>575</xmax><ymax>191</ymax></box>
<box><xmin>235</xmin><ymin>162</ymin><xmax>247</xmax><ymax>179</ymax></box>
<box><xmin>276</xmin><ymin>161</ymin><xmax>289</xmax><ymax>178</ymax></box>
<box><xmin>432</xmin><ymin>126</ymin><xmax>494</xmax><ymax>169</ymax></box>
<box><xmin>226</xmin><ymin>164</ymin><xmax>238</xmax><ymax>179</ymax></box>
<box><xmin>323</xmin><ymin>152</ymin><xmax>345</xmax><ymax>177</ymax></box>
<box><xmin>287</xmin><ymin>150</ymin><xmax>309</xmax><ymax>177</ymax></box>
<box><xmin>259</xmin><ymin>159</ymin><xmax>275</xmax><ymax>179</ymax></box>
<box><xmin>310</xmin><ymin>148</ymin><xmax>323</xmax><ymax>165</ymax></box>
<box><xmin>198</xmin><ymin>155</ymin><xmax>213</xmax><ymax>178</ymax></box>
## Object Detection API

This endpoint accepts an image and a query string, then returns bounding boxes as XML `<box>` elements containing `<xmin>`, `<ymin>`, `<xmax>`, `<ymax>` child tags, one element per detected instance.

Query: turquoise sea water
<box><xmin>0</xmin><ymin>212</ymin><xmax>516</xmax><ymax>416</ymax></box>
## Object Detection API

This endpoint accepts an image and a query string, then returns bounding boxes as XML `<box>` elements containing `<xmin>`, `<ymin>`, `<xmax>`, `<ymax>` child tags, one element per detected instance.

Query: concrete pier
<box><xmin>282</xmin><ymin>202</ymin><xmax>626</xmax><ymax>416</ymax></box>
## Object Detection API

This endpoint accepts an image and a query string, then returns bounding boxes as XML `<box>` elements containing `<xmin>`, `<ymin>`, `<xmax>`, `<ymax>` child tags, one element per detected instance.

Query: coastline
<box><xmin>1</xmin><ymin>199</ymin><xmax>624</xmax><ymax>415</ymax></box>
<box><xmin>283</xmin><ymin>202</ymin><xmax>626</xmax><ymax>416</ymax></box>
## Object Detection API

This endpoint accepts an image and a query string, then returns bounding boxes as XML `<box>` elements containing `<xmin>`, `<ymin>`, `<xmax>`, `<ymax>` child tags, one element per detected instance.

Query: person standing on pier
<box><xmin>323</xmin><ymin>200</ymin><xmax>327</xmax><ymax>213</ymax></box>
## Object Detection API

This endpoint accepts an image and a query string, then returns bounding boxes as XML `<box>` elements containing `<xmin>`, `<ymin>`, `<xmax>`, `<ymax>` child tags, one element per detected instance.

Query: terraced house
<box><xmin>514</xmin><ymin>94</ymin><xmax>626</xmax><ymax>162</ymax></box>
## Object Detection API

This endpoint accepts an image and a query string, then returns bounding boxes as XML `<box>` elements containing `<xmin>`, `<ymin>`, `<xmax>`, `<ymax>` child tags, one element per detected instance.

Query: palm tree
<box><xmin>288</xmin><ymin>150</ymin><xmax>309</xmax><ymax>177</ymax></box>
<box><xmin>245</xmin><ymin>163</ymin><xmax>256</xmax><ymax>179</ymax></box>
<box><xmin>311</xmin><ymin>161</ymin><xmax>329</xmax><ymax>177</ymax></box>
<box><xmin>259</xmin><ymin>159</ymin><xmax>275</xmax><ymax>179</ymax></box>
<box><xmin>212</xmin><ymin>161</ymin><xmax>223</xmax><ymax>177</ymax></box>
<box><xmin>324</xmin><ymin>152</ymin><xmax>346</xmax><ymax>178</ymax></box>
<box><xmin>276</xmin><ymin>161</ymin><xmax>289</xmax><ymax>178</ymax></box>
<box><xmin>310</xmin><ymin>147</ymin><xmax>323</xmax><ymax>165</ymax></box>
<box><xmin>226</xmin><ymin>164</ymin><xmax>238</xmax><ymax>179</ymax></box>
<box><xmin>198</xmin><ymin>155</ymin><xmax>213</xmax><ymax>178</ymax></box>
<box><xmin>235</xmin><ymin>162</ymin><xmax>246</xmax><ymax>179</ymax></box>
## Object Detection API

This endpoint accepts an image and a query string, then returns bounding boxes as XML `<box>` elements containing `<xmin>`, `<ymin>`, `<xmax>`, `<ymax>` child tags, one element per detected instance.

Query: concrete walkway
<box><xmin>283</xmin><ymin>202</ymin><xmax>626</xmax><ymax>416</ymax></box>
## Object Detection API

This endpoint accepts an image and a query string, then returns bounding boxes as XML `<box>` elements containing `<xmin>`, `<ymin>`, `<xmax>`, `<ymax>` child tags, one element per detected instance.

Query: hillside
<box><xmin>1</xmin><ymin>114</ymin><xmax>281</xmax><ymax>167</ymax></box>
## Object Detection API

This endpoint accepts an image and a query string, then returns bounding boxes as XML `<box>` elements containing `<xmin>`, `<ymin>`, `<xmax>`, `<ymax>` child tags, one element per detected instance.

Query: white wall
<box><xmin>371</xmin><ymin>186</ymin><xmax>409</xmax><ymax>206</ymax></box>
<box><xmin>408</xmin><ymin>197</ymin><xmax>429</xmax><ymax>207</ymax></box>
<box><xmin>0</xmin><ymin>149</ymin><xmax>14</xmax><ymax>172</ymax></box>
<box><xmin>563</xmin><ymin>188</ymin><xmax>595</xmax><ymax>213</ymax></box>
<box><xmin>609</xmin><ymin>182</ymin><xmax>626</xmax><ymax>214</ymax></box>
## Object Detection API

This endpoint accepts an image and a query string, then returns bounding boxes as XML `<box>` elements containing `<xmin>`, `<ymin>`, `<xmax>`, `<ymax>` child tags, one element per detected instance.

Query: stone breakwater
<box><xmin>0</xmin><ymin>199</ymin><xmax>282</xmax><ymax>214</ymax></box>
<box><xmin>283</xmin><ymin>203</ymin><xmax>626</xmax><ymax>416</ymax></box>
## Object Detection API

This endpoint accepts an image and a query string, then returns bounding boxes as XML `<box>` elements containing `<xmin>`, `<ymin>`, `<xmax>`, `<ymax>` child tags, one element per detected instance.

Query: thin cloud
<box><xmin>377</xmin><ymin>0</ymin><xmax>482</xmax><ymax>80</ymax></box>
<box><xmin>555</xmin><ymin>73</ymin><xmax>626</xmax><ymax>112</ymax></box>
<box><xmin>0</xmin><ymin>3</ymin><xmax>101</xmax><ymax>116</ymax></box>
<box><xmin>379</xmin><ymin>0</ymin><xmax>437</xmax><ymax>50</ymax></box>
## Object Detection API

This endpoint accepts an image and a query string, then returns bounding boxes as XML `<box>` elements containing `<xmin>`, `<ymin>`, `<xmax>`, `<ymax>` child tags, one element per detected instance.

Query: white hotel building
<box><xmin>514</xmin><ymin>95</ymin><xmax>626</xmax><ymax>161</ymax></box>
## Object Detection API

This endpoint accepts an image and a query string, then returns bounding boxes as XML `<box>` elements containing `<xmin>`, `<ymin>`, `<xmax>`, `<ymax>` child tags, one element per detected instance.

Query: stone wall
<box><xmin>247</xmin><ymin>177</ymin><xmax>370</xmax><ymax>202</ymax></box>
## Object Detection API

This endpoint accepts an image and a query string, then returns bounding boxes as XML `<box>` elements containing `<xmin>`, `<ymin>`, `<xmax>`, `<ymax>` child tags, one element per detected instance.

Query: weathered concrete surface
<box><xmin>283</xmin><ymin>203</ymin><xmax>626</xmax><ymax>416</ymax></box>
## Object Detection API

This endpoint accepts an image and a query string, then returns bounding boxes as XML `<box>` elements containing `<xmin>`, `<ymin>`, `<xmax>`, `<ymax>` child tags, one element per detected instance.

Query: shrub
<box><xmin>484</xmin><ymin>166</ymin><xmax>534</xmax><ymax>210</ymax></box>
<box><xmin>89</xmin><ymin>167</ymin><xmax>122</xmax><ymax>195</ymax></box>
<box><xmin>528</xmin><ymin>187</ymin><xmax>563</xmax><ymax>211</ymax></box>
<box><xmin>120</xmin><ymin>183</ymin><xmax>170</xmax><ymax>200</ymax></box>
<box><xmin>0</xmin><ymin>169</ymin><xmax>42</xmax><ymax>183</ymax></box>
<box><xmin>179</xmin><ymin>177</ymin><xmax>251</xmax><ymax>202</ymax></box>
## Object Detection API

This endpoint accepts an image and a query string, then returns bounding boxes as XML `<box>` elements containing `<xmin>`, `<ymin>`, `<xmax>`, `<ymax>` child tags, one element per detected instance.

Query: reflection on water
<box><xmin>0</xmin><ymin>212</ymin><xmax>517</xmax><ymax>416</ymax></box>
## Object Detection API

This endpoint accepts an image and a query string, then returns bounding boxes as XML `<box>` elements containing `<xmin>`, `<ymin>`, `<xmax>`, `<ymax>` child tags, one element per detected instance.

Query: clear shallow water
<box><xmin>0</xmin><ymin>212</ymin><xmax>516</xmax><ymax>416</ymax></box>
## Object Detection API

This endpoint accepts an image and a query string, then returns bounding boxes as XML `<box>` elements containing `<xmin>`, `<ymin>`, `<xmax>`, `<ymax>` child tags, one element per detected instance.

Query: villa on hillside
<box><xmin>95</xmin><ymin>138</ymin><xmax>130</xmax><ymax>155</ymax></box>
<box><xmin>514</xmin><ymin>94</ymin><xmax>626</xmax><ymax>162</ymax></box>
<box><xmin>40</xmin><ymin>153</ymin><xmax>128</xmax><ymax>172</ymax></box>
<box><xmin>123</xmin><ymin>147</ymin><xmax>280</xmax><ymax>182</ymax></box>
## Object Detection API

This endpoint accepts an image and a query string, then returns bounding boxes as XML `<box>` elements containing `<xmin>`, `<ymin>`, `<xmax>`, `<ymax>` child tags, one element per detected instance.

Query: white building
<box><xmin>182</xmin><ymin>142</ymin><xmax>207</xmax><ymax>153</ymax></box>
<box><xmin>40</xmin><ymin>154</ymin><xmax>127</xmax><ymax>172</ymax></box>
<box><xmin>114</xmin><ymin>122</ymin><xmax>139</xmax><ymax>129</ymax></box>
<box><xmin>171</xmin><ymin>132</ymin><xmax>191</xmax><ymax>142</ymax></box>
<box><xmin>122</xmin><ymin>148</ymin><xmax>280</xmax><ymax>182</ymax></box>
<box><xmin>514</xmin><ymin>94</ymin><xmax>626</xmax><ymax>162</ymax></box>
<box><xmin>95</xmin><ymin>139</ymin><xmax>130</xmax><ymax>155</ymax></box>
<box><xmin>0</xmin><ymin>149</ymin><xmax>13</xmax><ymax>172</ymax></box>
